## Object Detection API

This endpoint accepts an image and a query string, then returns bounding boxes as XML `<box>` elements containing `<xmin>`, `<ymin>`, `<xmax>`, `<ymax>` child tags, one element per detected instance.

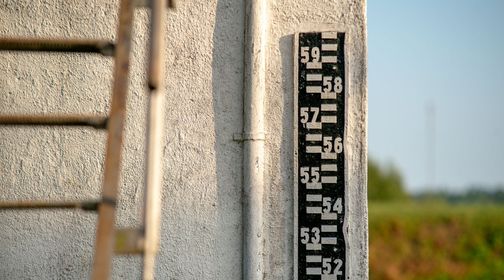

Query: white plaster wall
<box><xmin>0</xmin><ymin>0</ymin><xmax>366</xmax><ymax>279</ymax></box>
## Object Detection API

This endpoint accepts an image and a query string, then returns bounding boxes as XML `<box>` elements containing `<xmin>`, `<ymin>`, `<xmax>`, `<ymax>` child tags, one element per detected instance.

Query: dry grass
<box><xmin>369</xmin><ymin>202</ymin><xmax>504</xmax><ymax>280</ymax></box>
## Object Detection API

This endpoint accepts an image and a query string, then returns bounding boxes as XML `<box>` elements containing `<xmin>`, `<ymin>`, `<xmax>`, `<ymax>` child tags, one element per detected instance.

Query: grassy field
<box><xmin>369</xmin><ymin>202</ymin><xmax>504</xmax><ymax>280</ymax></box>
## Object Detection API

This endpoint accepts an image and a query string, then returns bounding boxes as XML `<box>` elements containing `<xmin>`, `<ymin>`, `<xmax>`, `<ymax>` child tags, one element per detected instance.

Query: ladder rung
<box><xmin>0</xmin><ymin>115</ymin><xmax>108</xmax><ymax>129</ymax></box>
<box><xmin>134</xmin><ymin>0</ymin><xmax>176</xmax><ymax>9</ymax></box>
<box><xmin>0</xmin><ymin>200</ymin><xmax>100</xmax><ymax>211</ymax></box>
<box><xmin>0</xmin><ymin>38</ymin><xmax>115</xmax><ymax>56</ymax></box>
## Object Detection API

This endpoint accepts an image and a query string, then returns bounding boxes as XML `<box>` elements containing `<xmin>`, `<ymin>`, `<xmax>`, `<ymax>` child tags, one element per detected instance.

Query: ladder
<box><xmin>0</xmin><ymin>0</ymin><xmax>174</xmax><ymax>279</ymax></box>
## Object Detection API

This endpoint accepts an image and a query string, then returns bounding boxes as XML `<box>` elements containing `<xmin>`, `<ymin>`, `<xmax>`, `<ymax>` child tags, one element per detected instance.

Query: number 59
<box><xmin>300</xmin><ymin>46</ymin><xmax>320</xmax><ymax>63</ymax></box>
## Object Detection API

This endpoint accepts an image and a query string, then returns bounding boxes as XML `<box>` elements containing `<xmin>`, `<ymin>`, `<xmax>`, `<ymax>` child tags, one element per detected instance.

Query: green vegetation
<box><xmin>368</xmin><ymin>158</ymin><xmax>409</xmax><ymax>201</ymax></box>
<box><xmin>369</xmin><ymin>202</ymin><xmax>504</xmax><ymax>280</ymax></box>
<box><xmin>367</xmin><ymin>158</ymin><xmax>504</xmax><ymax>279</ymax></box>
<box><xmin>415</xmin><ymin>187</ymin><xmax>504</xmax><ymax>204</ymax></box>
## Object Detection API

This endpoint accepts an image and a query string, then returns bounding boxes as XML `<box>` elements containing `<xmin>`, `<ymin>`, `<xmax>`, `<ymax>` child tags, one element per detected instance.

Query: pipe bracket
<box><xmin>233</xmin><ymin>132</ymin><xmax>266</xmax><ymax>142</ymax></box>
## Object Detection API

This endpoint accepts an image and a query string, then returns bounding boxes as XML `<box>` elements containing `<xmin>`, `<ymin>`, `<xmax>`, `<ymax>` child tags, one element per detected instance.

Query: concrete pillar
<box><xmin>266</xmin><ymin>1</ymin><xmax>368</xmax><ymax>279</ymax></box>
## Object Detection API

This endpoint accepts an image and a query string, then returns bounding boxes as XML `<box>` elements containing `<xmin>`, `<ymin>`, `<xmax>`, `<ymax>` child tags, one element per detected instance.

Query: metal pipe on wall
<box><xmin>243</xmin><ymin>0</ymin><xmax>268</xmax><ymax>279</ymax></box>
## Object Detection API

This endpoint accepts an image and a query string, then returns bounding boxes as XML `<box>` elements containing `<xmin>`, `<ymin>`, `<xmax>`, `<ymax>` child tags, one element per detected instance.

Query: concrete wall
<box><xmin>0</xmin><ymin>0</ymin><xmax>367</xmax><ymax>279</ymax></box>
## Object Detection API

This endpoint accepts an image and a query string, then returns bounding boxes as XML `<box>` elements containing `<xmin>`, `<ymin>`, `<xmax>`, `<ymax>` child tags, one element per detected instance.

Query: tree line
<box><xmin>368</xmin><ymin>158</ymin><xmax>504</xmax><ymax>203</ymax></box>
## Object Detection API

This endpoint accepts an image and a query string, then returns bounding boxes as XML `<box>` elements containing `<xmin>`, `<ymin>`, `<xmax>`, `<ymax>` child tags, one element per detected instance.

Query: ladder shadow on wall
<box><xmin>210</xmin><ymin>0</ymin><xmax>243</xmax><ymax>278</ymax></box>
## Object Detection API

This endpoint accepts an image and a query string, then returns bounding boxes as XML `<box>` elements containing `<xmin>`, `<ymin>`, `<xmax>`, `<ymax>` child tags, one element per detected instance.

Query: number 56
<box><xmin>323</xmin><ymin>136</ymin><xmax>343</xmax><ymax>153</ymax></box>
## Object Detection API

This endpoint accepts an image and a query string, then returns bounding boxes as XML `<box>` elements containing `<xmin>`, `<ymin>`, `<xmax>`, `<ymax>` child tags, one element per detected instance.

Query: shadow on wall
<box><xmin>266</xmin><ymin>34</ymin><xmax>295</xmax><ymax>279</ymax></box>
<box><xmin>211</xmin><ymin>0</ymin><xmax>244</xmax><ymax>279</ymax></box>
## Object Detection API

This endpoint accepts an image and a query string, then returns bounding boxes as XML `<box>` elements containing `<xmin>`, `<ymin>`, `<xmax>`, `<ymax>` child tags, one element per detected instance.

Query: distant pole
<box><xmin>426</xmin><ymin>101</ymin><xmax>436</xmax><ymax>190</ymax></box>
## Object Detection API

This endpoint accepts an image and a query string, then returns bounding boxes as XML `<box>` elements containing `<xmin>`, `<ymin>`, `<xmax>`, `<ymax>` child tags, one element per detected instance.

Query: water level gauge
<box><xmin>294</xmin><ymin>31</ymin><xmax>347</xmax><ymax>280</ymax></box>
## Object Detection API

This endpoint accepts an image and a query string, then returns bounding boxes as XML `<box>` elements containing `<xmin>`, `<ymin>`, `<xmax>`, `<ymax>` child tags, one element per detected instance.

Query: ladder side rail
<box><xmin>91</xmin><ymin>0</ymin><xmax>135</xmax><ymax>279</ymax></box>
<box><xmin>142</xmin><ymin>1</ymin><xmax>166</xmax><ymax>278</ymax></box>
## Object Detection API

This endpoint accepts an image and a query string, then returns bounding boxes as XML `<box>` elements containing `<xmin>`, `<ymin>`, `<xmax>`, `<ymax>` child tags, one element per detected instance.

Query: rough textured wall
<box><xmin>0</xmin><ymin>0</ymin><xmax>366</xmax><ymax>279</ymax></box>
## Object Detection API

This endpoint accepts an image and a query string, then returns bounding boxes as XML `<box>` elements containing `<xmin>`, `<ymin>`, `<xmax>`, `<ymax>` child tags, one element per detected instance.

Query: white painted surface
<box><xmin>0</xmin><ymin>0</ymin><xmax>367</xmax><ymax>279</ymax></box>
<box><xmin>242</xmin><ymin>0</ymin><xmax>268</xmax><ymax>279</ymax></box>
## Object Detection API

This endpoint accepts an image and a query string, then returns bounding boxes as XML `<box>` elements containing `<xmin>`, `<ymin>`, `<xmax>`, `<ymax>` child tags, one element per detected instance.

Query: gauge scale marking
<box><xmin>294</xmin><ymin>31</ymin><xmax>346</xmax><ymax>280</ymax></box>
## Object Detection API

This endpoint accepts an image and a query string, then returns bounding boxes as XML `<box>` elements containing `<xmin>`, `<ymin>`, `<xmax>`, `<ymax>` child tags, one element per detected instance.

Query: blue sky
<box><xmin>368</xmin><ymin>0</ymin><xmax>504</xmax><ymax>192</ymax></box>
